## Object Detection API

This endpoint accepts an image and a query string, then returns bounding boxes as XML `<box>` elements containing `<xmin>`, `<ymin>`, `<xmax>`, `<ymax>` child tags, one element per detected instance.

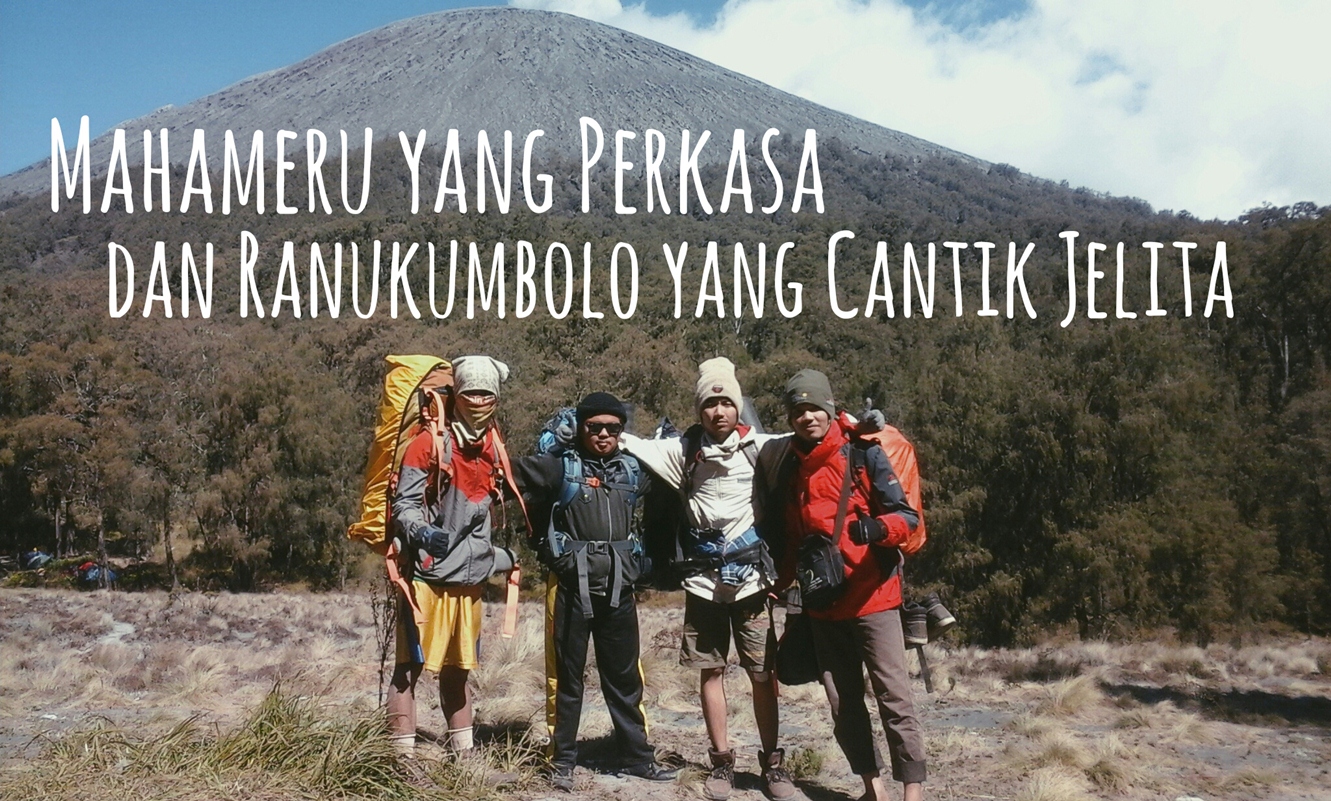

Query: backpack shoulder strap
<box><xmin>557</xmin><ymin>451</ymin><xmax>585</xmax><ymax>509</ymax></box>
<box><xmin>488</xmin><ymin>424</ymin><xmax>532</xmax><ymax>534</ymax></box>
<box><xmin>850</xmin><ymin>440</ymin><xmax>884</xmax><ymax>514</ymax></box>
<box><xmin>424</xmin><ymin>389</ymin><xmax>454</xmax><ymax>482</ymax></box>
<box><xmin>739</xmin><ymin>436</ymin><xmax>759</xmax><ymax>468</ymax></box>
<box><xmin>616</xmin><ymin>453</ymin><xmax>643</xmax><ymax>496</ymax></box>
<box><xmin>831</xmin><ymin>443</ymin><xmax>864</xmax><ymax>546</ymax></box>
<box><xmin>681</xmin><ymin>424</ymin><xmax>706</xmax><ymax>496</ymax></box>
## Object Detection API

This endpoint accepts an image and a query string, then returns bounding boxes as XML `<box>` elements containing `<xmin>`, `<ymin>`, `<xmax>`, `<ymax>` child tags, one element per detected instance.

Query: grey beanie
<box><xmin>784</xmin><ymin>369</ymin><xmax>836</xmax><ymax>416</ymax></box>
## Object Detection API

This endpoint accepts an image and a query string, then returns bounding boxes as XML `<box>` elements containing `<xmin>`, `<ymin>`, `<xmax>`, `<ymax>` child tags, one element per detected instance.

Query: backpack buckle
<box><xmin>585</xmin><ymin>476</ymin><xmax>601</xmax><ymax>488</ymax></box>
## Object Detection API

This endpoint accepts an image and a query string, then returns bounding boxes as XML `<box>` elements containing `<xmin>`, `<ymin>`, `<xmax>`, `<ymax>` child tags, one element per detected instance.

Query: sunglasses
<box><xmin>585</xmin><ymin>422</ymin><xmax>624</xmax><ymax>436</ymax></box>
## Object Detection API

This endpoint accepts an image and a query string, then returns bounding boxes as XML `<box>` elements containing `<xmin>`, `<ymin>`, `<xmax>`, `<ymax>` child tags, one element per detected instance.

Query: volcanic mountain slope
<box><xmin>1</xmin><ymin>6</ymin><xmax>981</xmax><ymax>197</ymax></box>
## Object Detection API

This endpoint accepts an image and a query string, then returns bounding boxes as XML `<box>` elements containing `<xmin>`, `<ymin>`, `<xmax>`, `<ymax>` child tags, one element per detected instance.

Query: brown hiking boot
<box><xmin>704</xmin><ymin>748</ymin><xmax>736</xmax><ymax>801</ymax></box>
<box><xmin>760</xmin><ymin>748</ymin><xmax>798</xmax><ymax>801</ymax></box>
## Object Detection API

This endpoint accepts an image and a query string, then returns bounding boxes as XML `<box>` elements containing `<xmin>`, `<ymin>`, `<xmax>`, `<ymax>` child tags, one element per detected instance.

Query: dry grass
<box><xmin>1005</xmin><ymin>727</ymin><xmax>1092</xmax><ymax>772</ymax></box>
<box><xmin>3</xmin><ymin>588</ymin><xmax>1329</xmax><ymax>801</ymax></box>
<box><xmin>1083</xmin><ymin>734</ymin><xmax>1135</xmax><ymax>792</ymax></box>
<box><xmin>1015</xmin><ymin>767</ymin><xmax>1094</xmax><ymax>801</ymax></box>
<box><xmin>469</xmin><ymin>615</ymin><xmax>545</xmax><ymax>736</ymax></box>
<box><xmin>1035</xmin><ymin>676</ymin><xmax>1105</xmax><ymax>717</ymax></box>
<box><xmin>1007</xmin><ymin>712</ymin><xmax>1057</xmax><ymax>739</ymax></box>
<box><xmin>1217</xmin><ymin>766</ymin><xmax>1282</xmax><ymax>789</ymax></box>
<box><xmin>3</xmin><ymin>687</ymin><xmax>413</xmax><ymax>800</ymax></box>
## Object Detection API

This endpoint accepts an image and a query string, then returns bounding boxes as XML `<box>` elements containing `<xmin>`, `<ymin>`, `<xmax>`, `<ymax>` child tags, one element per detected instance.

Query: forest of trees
<box><xmin>1</xmin><ymin>138</ymin><xmax>1326</xmax><ymax>646</ymax></box>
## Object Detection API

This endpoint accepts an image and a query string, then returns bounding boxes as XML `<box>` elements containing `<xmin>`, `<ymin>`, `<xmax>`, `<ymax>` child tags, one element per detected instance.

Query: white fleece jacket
<box><xmin>621</xmin><ymin>427</ymin><xmax>788</xmax><ymax>603</ymax></box>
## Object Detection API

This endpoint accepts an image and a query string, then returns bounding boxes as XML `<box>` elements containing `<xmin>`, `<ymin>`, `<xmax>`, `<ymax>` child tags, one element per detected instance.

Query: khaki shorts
<box><xmin>680</xmin><ymin>591</ymin><xmax>775</xmax><ymax>671</ymax></box>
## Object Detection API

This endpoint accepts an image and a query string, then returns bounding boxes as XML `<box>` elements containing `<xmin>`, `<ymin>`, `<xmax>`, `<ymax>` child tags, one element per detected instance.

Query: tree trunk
<box><xmin>63</xmin><ymin>498</ymin><xmax>74</xmax><ymax>557</ymax></box>
<box><xmin>53</xmin><ymin>497</ymin><xmax>63</xmax><ymax>558</ymax></box>
<box><xmin>162</xmin><ymin>489</ymin><xmax>179</xmax><ymax>592</ymax></box>
<box><xmin>97</xmin><ymin>511</ymin><xmax>110</xmax><ymax>590</ymax></box>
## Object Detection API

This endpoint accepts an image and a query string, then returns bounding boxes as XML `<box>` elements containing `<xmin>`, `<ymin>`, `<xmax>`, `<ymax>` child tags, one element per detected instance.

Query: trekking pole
<box><xmin>914</xmin><ymin>644</ymin><xmax>934</xmax><ymax>693</ymax></box>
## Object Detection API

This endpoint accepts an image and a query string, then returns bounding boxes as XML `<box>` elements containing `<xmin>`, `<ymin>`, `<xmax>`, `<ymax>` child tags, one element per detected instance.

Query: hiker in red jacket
<box><xmin>760</xmin><ymin>369</ymin><xmax>926</xmax><ymax>801</ymax></box>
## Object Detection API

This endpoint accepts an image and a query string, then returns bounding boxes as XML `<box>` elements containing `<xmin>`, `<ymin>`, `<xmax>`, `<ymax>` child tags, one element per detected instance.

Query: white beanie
<box><xmin>452</xmin><ymin>356</ymin><xmax>510</xmax><ymax>396</ymax></box>
<box><xmin>695</xmin><ymin>357</ymin><xmax>744</xmax><ymax>416</ymax></box>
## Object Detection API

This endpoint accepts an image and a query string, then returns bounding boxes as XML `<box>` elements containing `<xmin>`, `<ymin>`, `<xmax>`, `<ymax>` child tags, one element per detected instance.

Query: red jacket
<box><xmin>777</xmin><ymin>416</ymin><xmax>919</xmax><ymax>621</ymax></box>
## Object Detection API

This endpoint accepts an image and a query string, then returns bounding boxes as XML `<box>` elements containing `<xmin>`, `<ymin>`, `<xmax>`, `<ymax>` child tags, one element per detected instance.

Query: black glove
<box><xmin>847</xmin><ymin>512</ymin><xmax>887</xmax><ymax>546</ymax></box>
<box><xmin>414</xmin><ymin>525</ymin><xmax>451</xmax><ymax>560</ymax></box>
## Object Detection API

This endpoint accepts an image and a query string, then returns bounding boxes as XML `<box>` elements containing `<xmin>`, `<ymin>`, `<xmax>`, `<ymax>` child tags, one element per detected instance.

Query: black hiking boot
<box><xmin>549</xmin><ymin>764</ymin><xmax>575</xmax><ymax>791</ymax></box>
<box><xmin>902</xmin><ymin>602</ymin><xmax>929</xmax><ymax>646</ymax></box>
<box><xmin>620</xmin><ymin>761</ymin><xmax>680</xmax><ymax>782</ymax></box>
<box><xmin>922</xmin><ymin>593</ymin><xmax>956</xmax><ymax>641</ymax></box>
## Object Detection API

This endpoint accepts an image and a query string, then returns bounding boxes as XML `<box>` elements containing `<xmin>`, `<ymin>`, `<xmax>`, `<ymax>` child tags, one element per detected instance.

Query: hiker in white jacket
<box><xmin>620</xmin><ymin>357</ymin><xmax>796</xmax><ymax>801</ymax></box>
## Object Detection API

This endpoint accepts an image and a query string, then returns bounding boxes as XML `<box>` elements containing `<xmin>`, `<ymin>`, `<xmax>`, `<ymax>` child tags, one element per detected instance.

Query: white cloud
<box><xmin>512</xmin><ymin>0</ymin><xmax>1331</xmax><ymax>219</ymax></box>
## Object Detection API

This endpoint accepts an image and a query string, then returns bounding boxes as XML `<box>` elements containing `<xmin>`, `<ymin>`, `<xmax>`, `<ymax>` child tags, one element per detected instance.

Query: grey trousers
<box><xmin>811</xmin><ymin>608</ymin><xmax>927</xmax><ymax>784</ymax></box>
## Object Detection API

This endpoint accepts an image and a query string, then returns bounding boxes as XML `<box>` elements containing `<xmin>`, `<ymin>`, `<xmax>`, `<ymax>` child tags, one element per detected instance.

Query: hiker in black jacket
<box><xmin>513</xmin><ymin>392</ymin><xmax>678</xmax><ymax>791</ymax></box>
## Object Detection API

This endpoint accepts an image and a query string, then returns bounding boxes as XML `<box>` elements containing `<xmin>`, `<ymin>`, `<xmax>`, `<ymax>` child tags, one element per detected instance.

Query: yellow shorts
<box><xmin>399</xmin><ymin>582</ymin><xmax>484</xmax><ymax>672</ymax></box>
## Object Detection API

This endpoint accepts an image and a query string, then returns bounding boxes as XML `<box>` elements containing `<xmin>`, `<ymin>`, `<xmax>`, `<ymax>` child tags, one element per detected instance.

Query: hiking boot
<box><xmin>620</xmin><ymin>761</ymin><xmax>680</xmax><ymax>782</ymax></box>
<box><xmin>549</xmin><ymin>764</ymin><xmax>575</xmax><ymax>792</ymax></box>
<box><xmin>902</xmin><ymin>602</ymin><xmax>929</xmax><ymax>647</ymax></box>
<box><xmin>921</xmin><ymin>593</ymin><xmax>956</xmax><ymax>641</ymax></box>
<box><xmin>760</xmin><ymin>748</ymin><xmax>798</xmax><ymax>801</ymax></box>
<box><xmin>704</xmin><ymin>748</ymin><xmax>736</xmax><ymax>801</ymax></box>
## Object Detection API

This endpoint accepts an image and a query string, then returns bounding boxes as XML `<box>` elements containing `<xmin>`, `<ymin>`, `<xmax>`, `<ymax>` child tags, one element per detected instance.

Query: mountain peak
<box><xmin>2</xmin><ymin>7</ymin><xmax>979</xmax><ymax>197</ymax></box>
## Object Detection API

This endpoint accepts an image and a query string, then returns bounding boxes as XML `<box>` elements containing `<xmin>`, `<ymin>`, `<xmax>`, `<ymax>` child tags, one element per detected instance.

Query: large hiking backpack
<box><xmin>853</xmin><ymin>423</ymin><xmax>927</xmax><ymax>556</ymax></box>
<box><xmin>348</xmin><ymin>354</ymin><xmax>527</xmax><ymax>639</ymax></box>
<box><xmin>348</xmin><ymin>355</ymin><xmax>453</xmax><ymax>554</ymax></box>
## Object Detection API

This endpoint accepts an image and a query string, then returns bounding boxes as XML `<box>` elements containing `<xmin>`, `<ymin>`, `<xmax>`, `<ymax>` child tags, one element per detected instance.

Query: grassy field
<box><xmin>0</xmin><ymin>588</ymin><xmax>1328</xmax><ymax>801</ymax></box>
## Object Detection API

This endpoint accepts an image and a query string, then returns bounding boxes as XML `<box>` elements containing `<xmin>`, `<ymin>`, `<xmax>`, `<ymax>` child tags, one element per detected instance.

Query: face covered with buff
<box><xmin>454</xmin><ymin>389</ymin><xmax>497</xmax><ymax>431</ymax></box>
<box><xmin>449</xmin><ymin>355</ymin><xmax>509</xmax><ymax>445</ymax></box>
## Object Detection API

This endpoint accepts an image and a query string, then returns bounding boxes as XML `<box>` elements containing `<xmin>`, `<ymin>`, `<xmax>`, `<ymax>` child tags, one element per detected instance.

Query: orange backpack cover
<box><xmin>856</xmin><ymin>424</ymin><xmax>927</xmax><ymax>556</ymax></box>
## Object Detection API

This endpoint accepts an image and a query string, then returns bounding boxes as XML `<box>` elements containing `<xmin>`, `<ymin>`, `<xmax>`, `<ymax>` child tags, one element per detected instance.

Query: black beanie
<box><xmin>576</xmin><ymin>391</ymin><xmax>627</xmax><ymax>425</ymax></box>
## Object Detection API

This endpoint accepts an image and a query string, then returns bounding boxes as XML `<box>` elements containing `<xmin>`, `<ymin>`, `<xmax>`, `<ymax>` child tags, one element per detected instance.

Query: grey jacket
<box><xmin>391</xmin><ymin>426</ymin><xmax>501</xmax><ymax>586</ymax></box>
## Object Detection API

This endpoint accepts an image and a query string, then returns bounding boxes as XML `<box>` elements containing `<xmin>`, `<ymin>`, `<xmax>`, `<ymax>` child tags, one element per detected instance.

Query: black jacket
<box><xmin>514</xmin><ymin>447</ymin><xmax>651</xmax><ymax>596</ymax></box>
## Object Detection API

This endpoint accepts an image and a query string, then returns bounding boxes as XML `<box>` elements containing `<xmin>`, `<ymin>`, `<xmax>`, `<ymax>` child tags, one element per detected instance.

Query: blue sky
<box><xmin>2</xmin><ymin>0</ymin><xmax>1325</xmax><ymax>218</ymax></box>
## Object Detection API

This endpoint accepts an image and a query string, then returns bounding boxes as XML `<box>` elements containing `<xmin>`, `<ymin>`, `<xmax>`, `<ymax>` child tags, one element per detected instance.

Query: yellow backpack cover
<box><xmin>347</xmin><ymin>354</ymin><xmax>453</xmax><ymax>554</ymax></box>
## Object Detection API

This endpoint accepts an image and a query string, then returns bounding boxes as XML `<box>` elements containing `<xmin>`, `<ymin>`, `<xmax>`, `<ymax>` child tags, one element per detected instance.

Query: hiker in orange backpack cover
<box><xmin>757</xmin><ymin>369</ymin><xmax>927</xmax><ymax>801</ymax></box>
<box><xmin>386</xmin><ymin>355</ymin><xmax>521</xmax><ymax>760</ymax></box>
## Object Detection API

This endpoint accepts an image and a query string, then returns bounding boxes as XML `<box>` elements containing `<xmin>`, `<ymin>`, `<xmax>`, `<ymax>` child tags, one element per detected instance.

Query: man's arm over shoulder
<box><xmin>754</xmin><ymin>437</ymin><xmax>796</xmax><ymax>591</ymax></box>
<box><xmin>511</xmin><ymin>452</ymin><xmax>564</xmax><ymax>505</ymax></box>
<box><xmin>752</xmin><ymin>437</ymin><xmax>793</xmax><ymax>526</ymax></box>
<box><xmin>865</xmin><ymin>444</ymin><xmax>919</xmax><ymax>546</ymax></box>
<box><xmin>619</xmin><ymin>433</ymin><xmax>686</xmax><ymax>490</ymax></box>
<box><xmin>511</xmin><ymin>452</ymin><xmax>565</xmax><ymax>538</ymax></box>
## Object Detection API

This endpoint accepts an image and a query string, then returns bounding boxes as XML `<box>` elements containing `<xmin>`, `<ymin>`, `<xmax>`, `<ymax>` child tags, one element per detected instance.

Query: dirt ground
<box><xmin>0</xmin><ymin>588</ymin><xmax>1328</xmax><ymax>801</ymax></box>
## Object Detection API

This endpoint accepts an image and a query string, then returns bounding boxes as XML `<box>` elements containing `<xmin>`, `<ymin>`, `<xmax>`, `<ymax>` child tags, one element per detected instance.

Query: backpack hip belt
<box><xmin>677</xmin><ymin>526</ymin><xmax>772</xmax><ymax>584</ymax></box>
<box><xmin>548</xmin><ymin>450</ymin><xmax>644</xmax><ymax>619</ymax></box>
<box><xmin>562</xmin><ymin>538</ymin><xmax>639</xmax><ymax>620</ymax></box>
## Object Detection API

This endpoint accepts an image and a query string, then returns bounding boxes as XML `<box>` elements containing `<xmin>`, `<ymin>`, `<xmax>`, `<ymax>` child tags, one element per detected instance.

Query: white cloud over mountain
<box><xmin>514</xmin><ymin>0</ymin><xmax>1331</xmax><ymax>220</ymax></box>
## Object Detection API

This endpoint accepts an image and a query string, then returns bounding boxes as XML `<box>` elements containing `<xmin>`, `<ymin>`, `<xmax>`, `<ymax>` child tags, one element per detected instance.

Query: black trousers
<box><xmin>550</xmin><ymin>581</ymin><xmax>654</xmax><ymax>769</ymax></box>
